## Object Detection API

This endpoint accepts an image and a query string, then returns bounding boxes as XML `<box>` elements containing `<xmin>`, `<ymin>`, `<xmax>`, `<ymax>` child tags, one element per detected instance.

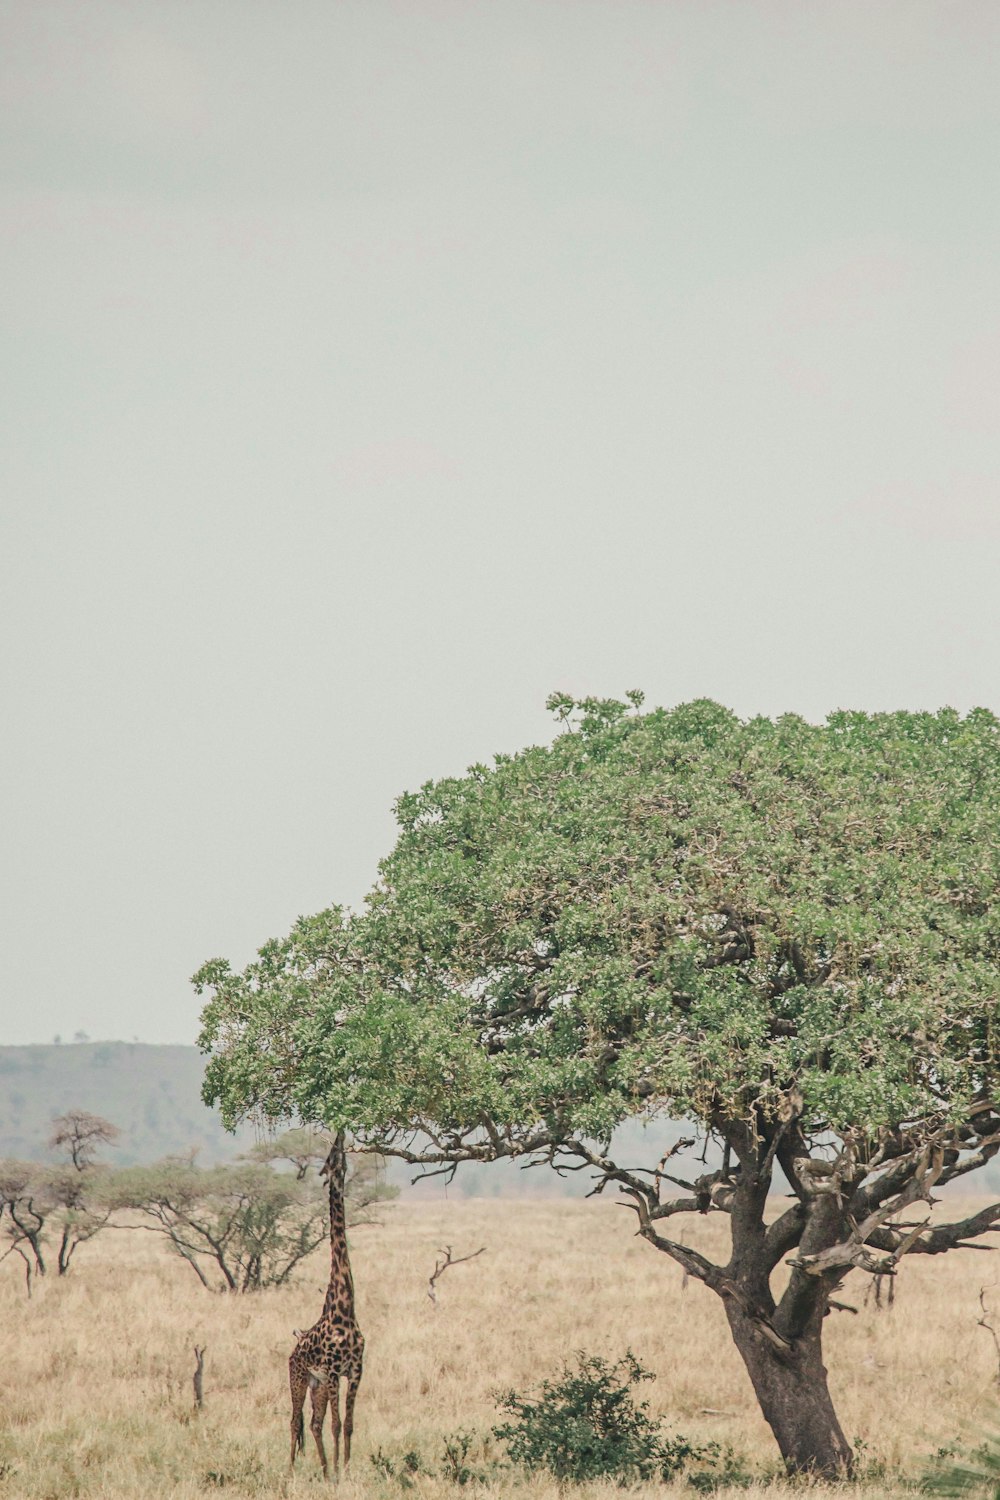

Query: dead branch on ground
<box><xmin>977</xmin><ymin>1288</ymin><xmax>1000</xmax><ymax>1386</ymax></box>
<box><xmin>427</xmin><ymin>1245</ymin><xmax>486</xmax><ymax>1305</ymax></box>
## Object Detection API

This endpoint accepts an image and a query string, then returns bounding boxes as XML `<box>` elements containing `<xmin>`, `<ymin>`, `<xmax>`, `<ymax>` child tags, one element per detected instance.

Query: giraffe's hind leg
<box><xmin>328</xmin><ymin>1374</ymin><xmax>342</xmax><ymax>1478</ymax></box>
<box><xmin>343</xmin><ymin>1367</ymin><xmax>362</xmax><ymax>1471</ymax></box>
<box><xmin>309</xmin><ymin>1377</ymin><xmax>330</xmax><ymax>1477</ymax></box>
<box><xmin>289</xmin><ymin>1356</ymin><xmax>309</xmax><ymax>1471</ymax></box>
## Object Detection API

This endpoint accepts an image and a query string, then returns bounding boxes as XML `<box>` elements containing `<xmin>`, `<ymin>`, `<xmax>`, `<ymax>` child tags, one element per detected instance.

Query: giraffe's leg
<box><xmin>289</xmin><ymin>1357</ymin><xmax>309</xmax><ymax>1471</ymax></box>
<box><xmin>329</xmin><ymin>1374</ymin><xmax>342</xmax><ymax>1479</ymax></box>
<box><xmin>309</xmin><ymin>1377</ymin><xmax>330</xmax><ymax>1478</ymax></box>
<box><xmin>343</xmin><ymin>1369</ymin><xmax>362</xmax><ymax>1471</ymax></box>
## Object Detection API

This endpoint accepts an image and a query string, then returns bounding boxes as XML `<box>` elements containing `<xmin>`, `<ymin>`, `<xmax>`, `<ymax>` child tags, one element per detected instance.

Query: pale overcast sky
<box><xmin>2</xmin><ymin>1</ymin><xmax>998</xmax><ymax>1046</ymax></box>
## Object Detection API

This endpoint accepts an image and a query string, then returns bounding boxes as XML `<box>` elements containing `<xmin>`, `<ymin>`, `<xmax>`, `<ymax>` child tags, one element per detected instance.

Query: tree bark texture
<box><xmin>724</xmin><ymin>1298</ymin><xmax>853</xmax><ymax>1477</ymax></box>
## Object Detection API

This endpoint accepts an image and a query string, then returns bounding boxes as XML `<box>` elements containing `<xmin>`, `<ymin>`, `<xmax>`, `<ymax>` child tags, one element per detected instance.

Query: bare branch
<box><xmin>409</xmin><ymin>1161</ymin><xmax>459</xmax><ymax>1187</ymax></box>
<box><xmin>554</xmin><ymin>1139</ymin><xmax>669</xmax><ymax>1208</ymax></box>
<box><xmin>652</xmin><ymin>1138</ymin><xmax>697</xmax><ymax>1198</ymax></box>
<box><xmin>614</xmin><ymin>1183</ymin><xmax>726</xmax><ymax>1292</ymax></box>
<box><xmin>427</xmin><ymin>1245</ymin><xmax>486</xmax><ymax>1304</ymax></box>
<box><xmin>978</xmin><ymin>1288</ymin><xmax>1000</xmax><ymax>1386</ymax></box>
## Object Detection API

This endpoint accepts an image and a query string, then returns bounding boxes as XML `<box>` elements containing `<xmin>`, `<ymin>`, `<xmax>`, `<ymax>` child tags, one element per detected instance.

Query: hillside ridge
<box><xmin>0</xmin><ymin>1041</ymin><xmax>255</xmax><ymax>1164</ymax></box>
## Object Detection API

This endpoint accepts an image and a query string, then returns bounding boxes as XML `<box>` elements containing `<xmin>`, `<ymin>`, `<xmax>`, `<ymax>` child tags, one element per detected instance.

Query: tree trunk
<box><xmin>724</xmin><ymin>1300</ymin><xmax>853</xmax><ymax>1477</ymax></box>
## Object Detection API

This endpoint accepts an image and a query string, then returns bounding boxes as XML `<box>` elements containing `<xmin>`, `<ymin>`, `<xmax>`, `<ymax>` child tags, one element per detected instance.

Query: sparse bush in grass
<box><xmin>851</xmin><ymin>1434</ymin><xmax>891</xmax><ymax>1485</ymax></box>
<box><xmin>439</xmin><ymin>1430</ymin><xmax>497</xmax><ymax>1486</ymax></box>
<box><xmin>371</xmin><ymin>1432</ymin><xmax>500</xmax><ymax>1488</ymax></box>
<box><xmin>686</xmin><ymin>1447</ymin><xmax>757</xmax><ymax>1492</ymax></box>
<box><xmin>201</xmin><ymin>1453</ymin><xmax>264</xmax><ymax>1489</ymax></box>
<box><xmin>492</xmin><ymin>1349</ymin><xmax>715</xmax><ymax>1485</ymax></box>
<box><xmin>370</xmin><ymin>1444</ymin><xmax>434</xmax><ymax>1488</ymax></box>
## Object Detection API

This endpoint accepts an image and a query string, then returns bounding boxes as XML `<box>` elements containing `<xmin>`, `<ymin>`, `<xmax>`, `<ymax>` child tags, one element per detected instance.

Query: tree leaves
<box><xmin>197</xmin><ymin>696</ymin><xmax>1000</xmax><ymax>1151</ymax></box>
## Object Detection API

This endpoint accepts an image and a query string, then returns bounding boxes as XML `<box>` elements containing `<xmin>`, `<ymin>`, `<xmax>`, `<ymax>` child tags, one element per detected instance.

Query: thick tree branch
<box><xmin>359</xmin><ymin>1123</ymin><xmax>562</xmax><ymax>1171</ymax></box>
<box><xmin>936</xmin><ymin>1134</ymin><xmax>1000</xmax><ymax>1187</ymax></box>
<box><xmin>763</xmin><ymin>1202</ymin><xmax>805</xmax><ymax>1270</ymax></box>
<box><xmin>650</xmin><ymin>1195</ymin><xmax>720</xmax><ymax>1220</ymax></box>
<box><xmin>775</xmin><ymin>1194</ymin><xmax>849</xmax><ymax>1339</ymax></box>
<box><xmin>790</xmin><ymin>1145</ymin><xmax>945</xmax><ymax>1279</ymax></box>
<box><xmin>868</xmin><ymin>1202</ymin><xmax>1000</xmax><ymax>1258</ymax></box>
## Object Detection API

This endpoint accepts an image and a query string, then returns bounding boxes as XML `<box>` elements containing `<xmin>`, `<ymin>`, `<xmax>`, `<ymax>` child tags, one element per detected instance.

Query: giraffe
<box><xmin>289</xmin><ymin>1130</ymin><xmax>365</xmax><ymax>1479</ymax></box>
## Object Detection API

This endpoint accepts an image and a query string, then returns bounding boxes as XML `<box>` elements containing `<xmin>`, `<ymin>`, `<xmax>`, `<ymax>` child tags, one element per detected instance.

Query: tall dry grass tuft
<box><xmin>3</xmin><ymin>1197</ymin><xmax>999</xmax><ymax>1497</ymax></box>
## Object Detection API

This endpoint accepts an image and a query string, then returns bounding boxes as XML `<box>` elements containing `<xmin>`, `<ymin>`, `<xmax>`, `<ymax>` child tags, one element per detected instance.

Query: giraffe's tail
<box><xmin>295</xmin><ymin>1408</ymin><xmax>304</xmax><ymax>1453</ymax></box>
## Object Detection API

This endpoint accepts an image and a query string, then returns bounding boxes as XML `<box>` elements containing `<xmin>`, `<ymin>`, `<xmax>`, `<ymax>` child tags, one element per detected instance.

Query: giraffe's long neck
<box><xmin>322</xmin><ymin>1149</ymin><xmax>355</xmax><ymax>1317</ymax></box>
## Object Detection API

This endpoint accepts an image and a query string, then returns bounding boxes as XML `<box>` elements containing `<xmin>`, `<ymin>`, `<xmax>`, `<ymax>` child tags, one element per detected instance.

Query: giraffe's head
<box><xmin>320</xmin><ymin>1129</ymin><xmax>347</xmax><ymax>1184</ymax></box>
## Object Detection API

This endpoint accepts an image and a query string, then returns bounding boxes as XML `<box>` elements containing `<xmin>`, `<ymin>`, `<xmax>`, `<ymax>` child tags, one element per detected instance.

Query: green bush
<box><xmin>492</xmin><ymin>1350</ymin><xmax>711</xmax><ymax>1485</ymax></box>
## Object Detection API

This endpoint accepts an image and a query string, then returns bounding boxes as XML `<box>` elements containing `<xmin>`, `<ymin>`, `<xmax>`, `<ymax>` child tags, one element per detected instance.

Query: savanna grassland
<box><xmin>3</xmin><ymin>1197</ymin><xmax>997</xmax><ymax>1499</ymax></box>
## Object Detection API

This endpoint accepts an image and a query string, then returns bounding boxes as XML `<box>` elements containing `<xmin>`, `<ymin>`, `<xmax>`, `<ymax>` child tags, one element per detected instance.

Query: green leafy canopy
<box><xmin>197</xmin><ymin>696</ymin><xmax>1000</xmax><ymax>1155</ymax></box>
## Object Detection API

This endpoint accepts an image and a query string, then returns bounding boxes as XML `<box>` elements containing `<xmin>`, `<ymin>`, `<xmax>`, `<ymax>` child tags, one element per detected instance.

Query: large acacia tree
<box><xmin>197</xmin><ymin>695</ymin><xmax>1000</xmax><ymax>1476</ymax></box>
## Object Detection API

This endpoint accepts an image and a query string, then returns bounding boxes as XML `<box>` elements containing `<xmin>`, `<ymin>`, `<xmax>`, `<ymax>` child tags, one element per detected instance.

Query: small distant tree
<box><xmin>110</xmin><ymin>1159</ymin><xmax>323</xmax><ymax>1292</ymax></box>
<box><xmin>49</xmin><ymin>1110</ymin><xmax>120</xmax><ymax>1170</ymax></box>
<box><xmin>45</xmin><ymin>1109</ymin><xmax>119</xmax><ymax>1273</ymax></box>
<box><xmin>0</xmin><ymin>1163</ymin><xmax>114</xmax><ymax>1280</ymax></box>
<box><xmin>45</xmin><ymin>1164</ymin><xmax>115</xmax><ymax>1275</ymax></box>
<box><xmin>0</xmin><ymin>1158</ymin><xmax>48</xmax><ymax>1284</ymax></box>
<box><xmin>0</xmin><ymin>1110</ymin><xmax>120</xmax><ymax>1282</ymax></box>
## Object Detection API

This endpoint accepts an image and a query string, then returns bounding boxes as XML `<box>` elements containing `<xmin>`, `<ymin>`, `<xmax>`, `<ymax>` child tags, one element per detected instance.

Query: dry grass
<box><xmin>3</xmin><ymin>1196</ymin><xmax>999</xmax><ymax>1498</ymax></box>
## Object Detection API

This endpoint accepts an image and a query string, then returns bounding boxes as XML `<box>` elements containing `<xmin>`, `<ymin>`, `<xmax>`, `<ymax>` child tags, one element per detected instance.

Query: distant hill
<box><xmin>0</xmin><ymin>1042</ymin><xmax>256</xmax><ymax>1164</ymax></box>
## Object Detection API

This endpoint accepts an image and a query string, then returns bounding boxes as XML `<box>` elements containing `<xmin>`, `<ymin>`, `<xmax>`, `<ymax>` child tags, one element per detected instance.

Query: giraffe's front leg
<box><xmin>343</xmin><ymin>1368</ymin><xmax>362</xmax><ymax>1471</ymax></box>
<box><xmin>309</xmin><ymin>1378</ymin><xmax>330</xmax><ymax>1478</ymax></box>
<box><xmin>329</xmin><ymin>1374</ymin><xmax>342</xmax><ymax>1479</ymax></box>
